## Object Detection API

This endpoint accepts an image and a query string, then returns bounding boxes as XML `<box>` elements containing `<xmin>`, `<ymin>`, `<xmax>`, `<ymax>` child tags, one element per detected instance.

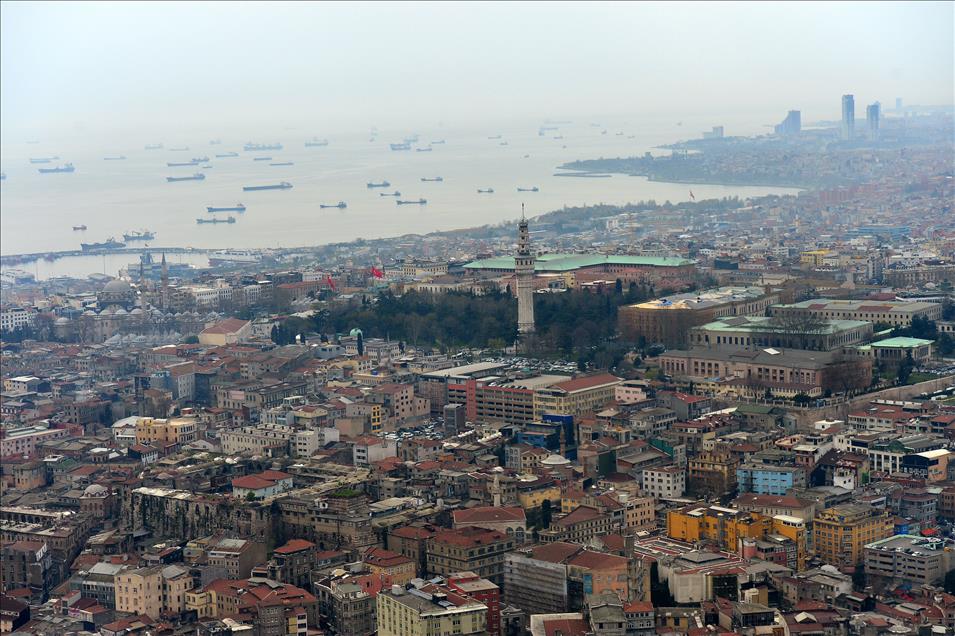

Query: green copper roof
<box><xmin>697</xmin><ymin>317</ymin><xmax>871</xmax><ymax>335</ymax></box>
<box><xmin>464</xmin><ymin>253</ymin><xmax>694</xmax><ymax>272</ymax></box>
<box><xmin>869</xmin><ymin>337</ymin><xmax>934</xmax><ymax>348</ymax></box>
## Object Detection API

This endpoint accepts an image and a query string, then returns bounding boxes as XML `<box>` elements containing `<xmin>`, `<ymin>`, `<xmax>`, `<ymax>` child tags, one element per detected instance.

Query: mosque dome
<box><xmin>83</xmin><ymin>484</ymin><xmax>108</xmax><ymax>497</ymax></box>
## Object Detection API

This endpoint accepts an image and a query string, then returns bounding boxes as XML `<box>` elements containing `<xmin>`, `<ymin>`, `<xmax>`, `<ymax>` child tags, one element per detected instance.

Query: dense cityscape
<box><xmin>4</xmin><ymin>0</ymin><xmax>955</xmax><ymax>633</ymax></box>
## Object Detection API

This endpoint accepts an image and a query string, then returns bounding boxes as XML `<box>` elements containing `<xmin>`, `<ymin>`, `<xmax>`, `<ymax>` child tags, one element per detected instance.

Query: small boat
<box><xmin>396</xmin><ymin>198</ymin><xmax>427</xmax><ymax>205</ymax></box>
<box><xmin>243</xmin><ymin>182</ymin><xmax>292</xmax><ymax>191</ymax></box>
<box><xmin>30</xmin><ymin>156</ymin><xmax>59</xmax><ymax>164</ymax></box>
<box><xmin>390</xmin><ymin>143</ymin><xmax>411</xmax><ymax>151</ymax></box>
<box><xmin>207</xmin><ymin>204</ymin><xmax>246</xmax><ymax>213</ymax></box>
<box><xmin>103</xmin><ymin>156</ymin><xmax>127</xmax><ymax>160</ymax></box>
<box><xmin>202</xmin><ymin>165</ymin><xmax>213</xmax><ymax>169</ymax></box>
<box><xmin>367</xmin><ymin>181</ymin><xmax>391</xmax><ymax>188</ymax></box>
<box><xmin>430</xmin><ymin>140</ymin><xmax>446</xmax><ymax>144</ymax></box>
<box><xmin>123</xmin><ymin>230</ymin><xmax>156</xmax><ymax>241</ymax></box>
<box><xmin>270</xmin><ymin>162</ymin><xmax>294</xmax><ymax>166</ymax></box>
<box><xmin>253</xmin><ymin>156</ymin><xmax>272</xmax><ymax>161</ymax></box>
<box><xmin>192</xmin><ymin>156</ymin><xmax>209</xmax><ymax>162</ymax></box>
<box><xmin>416</xmin><ymin>147</ymin><xmax>433</xmax><ymax>152</ymax></box>
<box><xmin>73</xmin><ymin>225</ymin><xmax>87</xmax><ymax>231</ymax></box>
<box><xmin>169</xmin><ymin>146</ymin><xmax>189</xmax><ymax>151</ymax></box>
<box><xmin>144</xmin><ymin>144</ymin><xmax>163</xmax><ymax>150</ymax></box>
<box><xmin>517</xmin><ymin>186</ymin><xmax>539</xmax><ymax>192</ymax></box>
<box><xmin>197</xmin><ymin>216</ymin><xmax>236</xmax><ymax>224</ymax></box>
<box><xmin>244</xmin><ymin>142</ymin><xmax>283</xmax><ymax>151</ymax></box>
<box><xmin>616</xmin><ymin>132</ymin><xmax>624</xmax><ymax>136</ymax></box>
<box><xmin>168</xmin><ymin>161</ymin><xmax>198</xmax><ymax>167</ymax></box>
<box><xmin>499</xmin><ymin>141</ymin><xmax>508</xmax><ymax>146</ymax></box>
<box><xmin>38</xmin><ymin>163</ymin><xmax>75</xmax><ymax>174</ymax></box>
<box><xmin>379</xmin><ymin>191</ymin><xmax>401</xmax><ymax>197</ymax></box>
<box><xmin>320</xmin><ymin>201</ymin><xmax>347</xmax><ymax>209</ymax></box>
<box><xmin>421</xmin><ymin>177</ymin><xmax>443</xmax><ymax>182</ymax></box>
<box><xmin>216</xmin><ymin>152</ymin><xmax>239</xmax><ymax>158</ymax></box>
<box><xmin>305</xmin><ymin>138</ymin><xmax>329</xmax><ymax>147</ymax></box>
<box><xmin>166</xmin><ymin>173</ymin><xmax>205</xmax><ymax>182</ymax></box>
<box><xmin>477</xmin><ymin>188</ymin><xmax>494</xmax><ymax>194</ymax></box>
<box><xmin>488</xmin><ymin>135</ymin><xmax>502</xmax><ymax>140</ymax></box>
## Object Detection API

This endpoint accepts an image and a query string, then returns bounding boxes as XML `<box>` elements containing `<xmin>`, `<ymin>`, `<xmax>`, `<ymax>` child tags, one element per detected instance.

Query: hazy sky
<box><xmin>2</xmin><ymin>1</ymin><xmax>952</xmax><ymax>139</ymax></box>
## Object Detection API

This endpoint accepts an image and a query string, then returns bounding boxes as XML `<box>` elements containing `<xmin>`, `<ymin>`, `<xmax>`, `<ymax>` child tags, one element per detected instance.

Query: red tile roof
<box><xmin>273</xmin><ymin>539</ymin><xmax>315</xmax><ymax>555</ymax></box>
<box><xmin>453</xmin><ymin>506</ymin><xmax>526</xmax><ymax>525</ymax></box>
<box><xmin>201</xmin><ymin>318</ymin><xmax>251</xmax><ymax>335</ymax></box>
<box><xmin>551</xmin><ymin>373</ymin><xmax>621</xmax><ymax>393</ymax></box>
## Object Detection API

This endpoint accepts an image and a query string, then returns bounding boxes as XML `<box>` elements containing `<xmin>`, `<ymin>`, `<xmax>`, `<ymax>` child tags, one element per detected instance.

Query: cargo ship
<box><xmin>320</xmin><ymin>201</ymin><xmax>347</xmax><ymax>209</ymax></box>
<box><xmin>244</xmin><ymin>142</ymin><xmax>283</xmax><ymax>151</ymax></box>
<box><xmin>215</xmin><ymin>152</ymin><xmax>239</xmax><ymax>158</ymax></box>
<box><xmin>421</xmin><ymin>177</ymin><xmax>443</xmax><ymax>182</ymax></box>
<box><xmin>207</xmin><ymin>203</ymin><xmax>246</xmax><ymax>213</ymax></box>
<box><xmin>477</xmin><ymin>188</ymin><xmax>494</xmax><ymax>193</ymax></box>
<box><xmin>73</xmin><ymin>225</ymin><xmax>87</xmax><ymax>231</ymax></box>
<box><xmin>305</xmin><ymin>138</ymin><xmax>329</xmax><ymax>147</ymax></box>
<box><xmin>103</xmin><ymin>155</ymin><xmax>127</xmax><ymax>160</ymax></box>
<box><xmin>38</xmin><ymin>163</ymin><xmax>75</xmax><ymax>174</ymax></box>
<box><xmin>144</xmin><ymin>144</ymin><xmax>163</xmax><ymax>150</ymax></box>
<box><xmin>270</xmin><ymin>162</ymin><xmax>294</xmax><ymax>166</ymax></box>
<box><xmin>243</xmin><ymin>182</ymin><xmax>292</xmax><ymax>191</ymax></box>
<box><xmin>517</xmin><ymin>186</ymin><xmax>539</xmax><ymax>192</ymax></box>
<box><xmin>123</xmin><ymin>230</ymin><xmax>155</xmax><ymax>241</ymax></box>
<box><xmin>389</xmin><ymin>143</ymin><xmax>411</xmax><ymax>151</ymax></box>
<box><xmin>168</xmin><ymin>161</ymin><xmax>198</xmax><ymax>167</ymax></box>
<box><xmin>167</xmin><ymin>173</ymin><xmax>205</xmax><ymax>182</ymax></box>
<box><xmin>367</xmin><ymin>181</ymin><xmax>391</xmax><ymax>188</ymax></box>
<box><xmin>396</xmin><ymin>198</ymin><xmax>427</xmax><ymax>206</ymax></box>
<box><xmin>253</xmin><ymin>157</ymin><xmax>272</xmax><ymax>161</ymax></box>
<box><xmin>379</xmin><ymin>191</ymin><xmax>401</xmax><ymax>197</ymax></box>
<box><xmin>197</xmin><ymin>217</ymin><xmax>236</xmax><ymax>224</ymax></box>
<box><xmin>81</xmin><ymin>238</ymin><xmax>125</xmax><ymax>251</ymax></box>
<box><xmin>30</xmin><ymin>156</ymin><xmax>59</xmax><ymax>163</ymax></box>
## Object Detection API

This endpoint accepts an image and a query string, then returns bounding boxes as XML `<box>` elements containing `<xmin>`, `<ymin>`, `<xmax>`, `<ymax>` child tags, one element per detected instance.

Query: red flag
<box><xmin>371</xmin><ymin>266</ymin><xmax>384</xmax><ymax>279</ymax></box>
<box><xmin>326</xmin><ymin>274</ymin><xmax>336</xmax><ymax>290</ymax></box>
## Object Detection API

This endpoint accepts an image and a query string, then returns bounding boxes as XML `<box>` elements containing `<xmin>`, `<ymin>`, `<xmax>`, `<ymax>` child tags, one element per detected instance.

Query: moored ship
<box><xmin>38</xmin><ymin>163</ymin><xmax>75</xmax><ymax>174</ymax></box>
<box><xmin>209</xmin><ymin>249</ymin><xmax>261</xmax><ymax>266</ymax></box>
<box><xmin>81</xmin><ymin>238</ymin><xmax>125</xmax><ymax>251</ymax></box>
<box><xmin>123</xmin><ymin>230</ymin><xmax>155</xmax><ymax>241</ymax></box>
<box><xmin>207</xmin><ymin>203</ymin><xmax>246</xmax><ymax>213</ymax></box>
<box><xmin>243</xmin><ymin>182</ymin><xmax>292</xmax><ymax>191</ymax></box>
<box><xmin>166</xmin><ymin>173</ymin><xmax>205</xmax><ymax>182</ymax></box>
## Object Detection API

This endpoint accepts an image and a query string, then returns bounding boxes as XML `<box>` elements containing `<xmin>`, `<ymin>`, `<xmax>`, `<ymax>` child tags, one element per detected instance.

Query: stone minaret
<box><xmin>516</xmin><ymin>209</ymin><xmax>536</xmax><ymax>335</ymax></box>
<box><xmin>160</xmin><ymin>253</ymin><xmax>169</xmax><ymax>310</ymax></box>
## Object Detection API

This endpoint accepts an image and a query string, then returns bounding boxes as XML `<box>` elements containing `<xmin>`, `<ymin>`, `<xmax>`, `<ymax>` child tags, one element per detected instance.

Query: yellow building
<box><xmin>134</xmin><ymin>416</ymin><xmax>198</xmax><ymax>446</ymax></box>
<box><xmin>517</xmin><ymin>484</ymin><xmax>561</xmax><ymax>510</ymax></box>
<box><xmin>813</xmin><ymin>503</ymin><xmax>892</xmax><ymax>568</ymax></box>
<box><xmin>800</xmin><ymin>250</ymin><xmax>832</xmax><ymax>268</ymax></box>
<box><xmin>115</xmin><ymin>565</ymin><xmax>192</xmax><ymax>619</ymax></box>
<box><xmin>377</xmin><ymin>584</ymin><xmax>487</xmax><ymax>636</ymax></box>
<box><xmin>533</xmin><ymin>373</ymin><xmax>622</xmax><ymax>420</ymax></box>
<box><xmin>667</xmin><ymin>503</ymin><xmax>807</xmax><ymax>570</ymax></box>
<box><xmin>364</xmin><ymin>547</ymin><xmax>416</xmax><ymax>586</ymax></box>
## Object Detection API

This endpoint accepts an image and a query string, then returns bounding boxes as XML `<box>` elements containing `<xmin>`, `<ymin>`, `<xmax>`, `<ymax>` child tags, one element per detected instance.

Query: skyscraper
<box><xmin>867</xmin><ymin>102</ymin><xmax>881</xmax><ymax>140</ymax></box>
<box><xmin>774</xmin><ymin>110</ymin><xmax>801</xmax><ymax>136</ymax></box>
<box><xmin>515</xmin><ymin>212</ymin><xmax>536</xmax><ymax>335</ymax></box>
<box><xmin>841</xmin><ymin>94</ymin><xmax>855</xmax><ymax>141</ymax></box>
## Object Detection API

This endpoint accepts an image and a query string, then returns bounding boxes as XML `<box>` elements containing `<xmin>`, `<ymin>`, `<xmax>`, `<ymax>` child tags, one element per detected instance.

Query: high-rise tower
<box><xmin>841</xmin><ymin>94</ymin><xmax>855</xmax><ymax>141</ymax></box>
<box><xmin>516</xmin><ymin>209</ymin><xmax>536</xmax><ymax>335</ymax></box>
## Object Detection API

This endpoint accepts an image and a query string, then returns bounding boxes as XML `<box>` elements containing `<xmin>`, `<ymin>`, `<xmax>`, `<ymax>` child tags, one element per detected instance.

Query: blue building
<box><xmin>737</xmin><ymin>463</ymin><xmax>806</xmax><ymax>496</ymax></box>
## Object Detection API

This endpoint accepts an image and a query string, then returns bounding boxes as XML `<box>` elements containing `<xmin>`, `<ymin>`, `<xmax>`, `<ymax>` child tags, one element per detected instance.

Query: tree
<box><xmin>768</xmin><ymin>310</ymin><xmax>827</xmax><ymax>349</ymax></box>
<box><xmin>540</xmin><ymin>499</ymin><xmax>553</xmax><ymax>528</ymax></box>
<box><xmin>897</xmin><ymin>351</ymin><xmax>915</xmax><ymax>384</ymax></box>
<box><xmin>356</xmin><ymin>331</ymin><xmax>364</xmax><ymax>356</ymax></box>
<box><xmin>945</xmin><ymin>567</ymin><xmax>955</xmax><ymax>594</ymax></box>
<box><xmin>851</xmin><ymin>565</ymin><xmax>867</xmax><ymax>592</ymax></box>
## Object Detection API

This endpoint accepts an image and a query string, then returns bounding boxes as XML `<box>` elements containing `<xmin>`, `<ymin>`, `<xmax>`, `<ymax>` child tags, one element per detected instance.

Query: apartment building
<box><xmin>642</xmin><ymin>465</ymin><xmax>686</xmax><ymax>499</ymax></box>
<box><xmin>864</xmin><ymin>535</ymin><xmax>954</xmax><ymax>585</ymax></box>
<box><xmin>114</xmin><ymin>565</ymin><xmax>192</xmax><ymax>619</ymax></box>
<box><xmin>812</xmin><ymin>504</ymin><xmax>893</xmax><ymax>568</ymax></box>
<box><xmin>769</xmin><ymin>298</ymin><xmax>942</xmax><ymax>327</ymax></box>
<box><xmin>377</xmin><ymin>583</ymin><xmax>488</xmax><ymax>636</ymax></box>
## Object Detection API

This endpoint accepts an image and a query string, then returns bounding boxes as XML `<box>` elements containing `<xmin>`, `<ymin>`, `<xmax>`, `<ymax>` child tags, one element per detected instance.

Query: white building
<box><xmin>642</xmin><ymin>465</ymin><xmax>686</xmax><ymax>499</ymax></box>
<box><xmin>0</xmin><ymin>307</ymin><xmax>36</xmax><ymax>332</ymax></box>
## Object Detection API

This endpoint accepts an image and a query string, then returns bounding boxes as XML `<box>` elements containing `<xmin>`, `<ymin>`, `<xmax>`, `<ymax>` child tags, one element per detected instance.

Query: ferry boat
<box><xmin>167</xmin><ymin>173</ymin><xmax>205</xmax><ymax>182</ymax></box>
<box><xmin>207</xmin><ymin>204</ymin><xmax>246</xmax><ymax>213</ymax></box>
<box><xmin>197</xmin><ymin>217</ymin><xmax>235</xmax><ymax>224</ymax></box>
<box><xmin>243</xmin><ymin>182</ymin><xmax>292</xmax><ymax>191</ymax></box>
<box><xmin>517</xmin><ymin>186</ymin><xmax>539</xmax><ymax>192</ymax></box>
<box><xmin>320</xmin><ymin>201</ymin><xmax>347</xmax><ymax>209</ymax></box>
<box><xmin>38</xmin><ymin>163</ymin><xmax>75</xmax><ymax>174</ymax></box>
<box><xmin>209</xmin><ymin>249</ymin><xmax>261</xmax><ymax>266</ymax></box>
<box><xmin>396</xmin><ymin>198</ymin><xmax>427</xmax><ymax>206</ymax></box>
<box><xmin>367</xmin><ymin>181</ymin><xmax>391</xmax><ymax>188</ymax></box>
